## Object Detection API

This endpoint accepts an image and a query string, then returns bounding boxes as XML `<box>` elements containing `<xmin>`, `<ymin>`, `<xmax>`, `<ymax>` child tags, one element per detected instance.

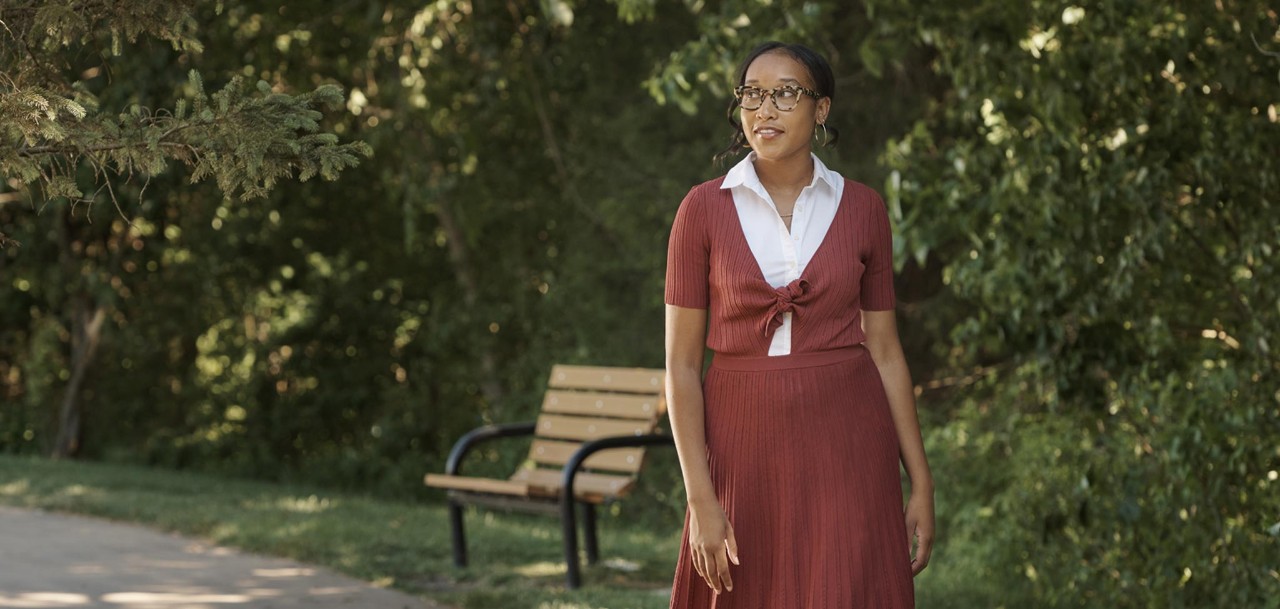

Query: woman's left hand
<box><xmin>904</xmin><ymin>488</ymin><xmax>935</xmax><ymax>576</ymax></box>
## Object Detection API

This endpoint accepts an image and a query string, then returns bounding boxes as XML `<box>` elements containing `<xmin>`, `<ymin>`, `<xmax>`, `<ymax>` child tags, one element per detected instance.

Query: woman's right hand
<box><xmin>688</xmin><ymin>503</ymin><xmax>740</xmax><ymax>593</ymax></box>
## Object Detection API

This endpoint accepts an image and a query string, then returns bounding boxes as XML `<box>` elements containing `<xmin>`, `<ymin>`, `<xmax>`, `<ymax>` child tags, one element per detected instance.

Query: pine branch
<box><xmin>1</xmin><ymin>71</ymin><xmax>371</xmax><ymax>208</ymax></box>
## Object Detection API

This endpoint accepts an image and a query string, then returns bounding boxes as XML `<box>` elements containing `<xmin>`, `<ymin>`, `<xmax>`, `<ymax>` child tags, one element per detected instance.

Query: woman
<box><xmin>664</xmin><ymin>41</ymin><xmax>934</xmax><ymax>608</ymax></box>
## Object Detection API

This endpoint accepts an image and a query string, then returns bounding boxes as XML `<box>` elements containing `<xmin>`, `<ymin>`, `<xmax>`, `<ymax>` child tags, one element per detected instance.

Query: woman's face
<box><xmin>739</xmin><ymin>51</ymin><xmax>830</xmax><ymax>165</ymax></box>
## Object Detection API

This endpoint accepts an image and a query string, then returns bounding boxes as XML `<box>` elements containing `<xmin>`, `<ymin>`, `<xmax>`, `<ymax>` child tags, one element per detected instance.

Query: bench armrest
<box><xmin>558</xmin><ymin>433</ymin><xmax>674</xmax><ymax>588</ymax></box>
<box><xmin>444</xmin><ymin>421</ymin><xmax>537</xmax><ymax>476</ymax></box>
<box><xmin>560</xmin><ymin>434</ymin><xmax>675</xmax><ymax>500</ymax></box>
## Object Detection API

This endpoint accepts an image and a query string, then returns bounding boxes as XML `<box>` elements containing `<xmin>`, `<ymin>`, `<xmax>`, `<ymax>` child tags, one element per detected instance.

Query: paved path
<box><xmin>0</xmin><ymin>506</ymin><xmax>447</xmax><ymax>609</ymax></box>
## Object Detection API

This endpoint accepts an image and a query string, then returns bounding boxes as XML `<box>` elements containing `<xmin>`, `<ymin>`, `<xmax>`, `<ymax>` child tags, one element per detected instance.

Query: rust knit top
<box><xmin>665</xmin><ymin>176</ymin><xmax>896</xmax><ymax>357</ymax></box>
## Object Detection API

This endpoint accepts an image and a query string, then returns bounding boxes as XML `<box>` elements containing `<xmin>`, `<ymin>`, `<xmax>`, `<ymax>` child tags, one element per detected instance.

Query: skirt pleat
<box><xmin>669</xmin><ymin>347</ymin><xmax>915</xmax><ymax>609</ymax></box>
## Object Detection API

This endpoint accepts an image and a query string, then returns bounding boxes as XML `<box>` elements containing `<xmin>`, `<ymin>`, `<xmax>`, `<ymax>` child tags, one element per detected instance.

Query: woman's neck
<box><xmin>753</xmin><ymin>152</ymin><xmax>814</xmax><ymax>193</ymax></box>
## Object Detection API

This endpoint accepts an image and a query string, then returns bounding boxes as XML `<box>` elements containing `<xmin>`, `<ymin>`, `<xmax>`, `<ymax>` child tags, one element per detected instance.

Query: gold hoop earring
<box><xmin>814</xmin><ymin>122</ymin><xmax>830</xmax><ymax>147</ymax></box>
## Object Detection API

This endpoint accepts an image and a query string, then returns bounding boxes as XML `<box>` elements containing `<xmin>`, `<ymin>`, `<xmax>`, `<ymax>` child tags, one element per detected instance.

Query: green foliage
<box><xmin>10</xmin><ymin>0</ymin><xmax>203</xmax><ymax>53</ymax></box>
<box><xmin>0</xmin><ymin>0</ymin><xmax>368</xmax><ymax>209</ymax></box>
<box><xmin>865</xmin><ymin>1</ymin><xmax>1280</xmax><ymax>606</ymax></box>
<box><xmin>642</xmin><ymin>1</ymin><xmax>827</xmax><ymax>114</ymax></box>
<box><xmin>2</xmin><ymin>1</ymin><xmax>1276</xmax><ymax>605</ymax></box>
<box><xmin>2</xmin><ymin>0</ymin><xmax>715</xmax><ymax>512</ymax></box>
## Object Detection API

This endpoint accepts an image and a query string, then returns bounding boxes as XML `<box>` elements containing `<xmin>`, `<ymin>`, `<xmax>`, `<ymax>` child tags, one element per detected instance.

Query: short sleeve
<box><xmin>859</xmin><ymin>192</ymin><xmax>896</xmax><ymax>311</ymax></box>
<box><xmin>664</xmin><ymin>187</ymin><xmax>710</xmax><ymax>309</ymax></box>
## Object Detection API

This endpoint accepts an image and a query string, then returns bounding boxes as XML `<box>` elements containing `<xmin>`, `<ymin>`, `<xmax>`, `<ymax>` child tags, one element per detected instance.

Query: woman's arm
<box><xmin>666</xmin><ymin>304</ymin><xmax>738</xmax><ymax>593</ymax></box>
<box><xmin>862</xmin><ymin>308</ymin><xmax>935</xmax><ymax>575</ymax></box>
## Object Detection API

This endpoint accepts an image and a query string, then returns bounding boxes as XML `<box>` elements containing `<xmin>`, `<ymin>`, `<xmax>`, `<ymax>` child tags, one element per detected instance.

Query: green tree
<box><xmin>10</xmin><ymin>1</ymin><xmax>1273</xmax><ymax>604</ymax></box>
<box><xmin>866</xmin><ymin>2</ymin><xmax>1279</xmax><ymax>606</ymax></box>
<box><xmin>0</xmin><ymin>0</ymin><xmax>369</xmax><ymax>456</ymax></box>
<box><xmin>0</xmin><ymin>0</ymin><xmax>938</xmax><ymax>529</ymax></box>
<box><xmin>0</xmin><ymin>0</ymin><xmax>719</xmax><ymax>501</ymax></box>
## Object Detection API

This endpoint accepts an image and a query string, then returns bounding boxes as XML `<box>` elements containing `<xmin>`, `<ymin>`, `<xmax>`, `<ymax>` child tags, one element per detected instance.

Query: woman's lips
<box><xmin>754</xmin><ymin>126</ymin><xmax>785</xmax><ymax>139</ymax></box>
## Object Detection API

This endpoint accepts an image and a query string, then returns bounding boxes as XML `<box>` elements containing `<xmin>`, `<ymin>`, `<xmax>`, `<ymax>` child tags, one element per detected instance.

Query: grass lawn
<box><xmin>0</xmin><ymin>455</ymin><xmax>677</xmax><ymax>609</ymax></box>
<box><xmin>0</xmin><ymin>455</ymin><xmax>1009</xmax><ymax>608</ymax></box>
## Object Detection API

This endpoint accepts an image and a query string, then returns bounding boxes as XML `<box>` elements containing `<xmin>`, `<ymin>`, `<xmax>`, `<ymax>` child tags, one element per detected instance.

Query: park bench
<box><xmin>424</xmin><ymin>364</ymin><xmax>673</xmax><ymax>589</ymax></box>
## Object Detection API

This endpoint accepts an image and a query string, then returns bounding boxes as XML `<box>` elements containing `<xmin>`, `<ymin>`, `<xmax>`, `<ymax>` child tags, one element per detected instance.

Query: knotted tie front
<box><xmin>762</xmin><ymin>278</ymin><xmax>811</xmax><ymax>339</ymax></box>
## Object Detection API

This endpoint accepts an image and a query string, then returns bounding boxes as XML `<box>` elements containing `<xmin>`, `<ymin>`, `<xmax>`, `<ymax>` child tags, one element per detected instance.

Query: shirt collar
<box><xmin>722</xmin><ymin>152</ymin><xmax>841</xmax><ymax>194</ymax></box>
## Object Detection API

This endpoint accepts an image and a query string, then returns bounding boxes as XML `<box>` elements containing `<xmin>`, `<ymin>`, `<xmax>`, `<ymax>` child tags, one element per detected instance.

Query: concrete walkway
<box><xmin>0</xmin><ymin>506</ymin><xmax>447</xmax><ymax>609</ymax></box>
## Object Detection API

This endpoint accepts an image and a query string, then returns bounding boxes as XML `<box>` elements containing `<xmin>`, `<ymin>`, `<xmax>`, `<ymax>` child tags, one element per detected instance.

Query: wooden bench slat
<box><xmin>424</xmin><ymin>364</ymin><xmax>674</xmax><ymax>587</ymax></box>
<box><xmin>535</xmin><ymin>414</ymin><xmax>651</xmax><ymax>441</ymax></box>
<box><xmin>512</xmin><ymin>468</ymin><xmax>636</xmax><ymax>502</ymax></box>
<box><xmin>541</xmin><ymin>390</ymin><xmax>661</xmax><ymax>420</ymax></box>
<box><xmin>548</xmin><ymin>365</ymin><xmax>664</xmax><ymax>394</ymax></box>
<box><xmin>425</xmin><ymin>474</ymin><xmax>530</xmax><ymax>496</ymax></box>
<box><xmin>528</xmin><ymin>439</ymin><xmax>645</xmax><ymax>473</ymax></box>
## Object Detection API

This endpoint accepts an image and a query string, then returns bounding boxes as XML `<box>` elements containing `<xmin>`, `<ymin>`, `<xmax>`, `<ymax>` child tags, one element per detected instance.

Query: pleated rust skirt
<box><xmin>669</xmin><ymin>346</ymin><xmax>915</xmax><ymax>609</ymax></box>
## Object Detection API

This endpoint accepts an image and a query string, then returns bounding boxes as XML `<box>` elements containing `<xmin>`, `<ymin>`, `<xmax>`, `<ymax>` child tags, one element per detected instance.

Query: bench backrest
<box><xmin>518</xmin><ymin>365</ymin><xmax>665</xmax><ymax>501</ymax></box>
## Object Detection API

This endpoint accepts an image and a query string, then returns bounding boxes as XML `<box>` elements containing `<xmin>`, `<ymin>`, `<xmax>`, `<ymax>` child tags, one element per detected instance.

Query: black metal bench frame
<box><xmin>440</xmin><ymin>420</ymin><xmax>674</xmax><ymax>589</ymax></box>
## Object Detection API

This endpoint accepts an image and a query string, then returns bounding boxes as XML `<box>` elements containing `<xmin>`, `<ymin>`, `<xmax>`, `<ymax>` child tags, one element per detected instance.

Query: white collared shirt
<box><xmin>721</xmin><ymin>152</ymin><xmax>845</xmax><ymax>356</ymax></box>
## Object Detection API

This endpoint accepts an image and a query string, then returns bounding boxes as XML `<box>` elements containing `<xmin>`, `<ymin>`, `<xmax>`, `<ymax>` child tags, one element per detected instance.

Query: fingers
<box><xmin>905</xmin><ymin>513</ymin><xmax>916</xmax><ymax>559</ymax></box>
<box><xmin>687</xmin><ymin>511</ymin><xmax>738</xmax><ymax>594</ymax></box>
<box><xmin>711</xmin><ymin>521</ymin><xmax>738</xmax><ymax>593</ymax></box>
<box><xmin>912</xmin><ymin>532</ymin><xmax>934</xmax><ymax>576</ymax></box>
<box><xmin>909</xmin><ymin>523</ymin><xmax>934</xmax><ymax>576</ymax></box>
<box><xmin>690</xmin><ymin>545</ymin><xmax>702</xmax><ymax>580</ymax></box>
<box><xmin>691</xmin><ymin>540</ymin><xmax>737</xmax><ymax>593</ymax></box>
<box><xmin>692</xmin><ymin>547</ymin><xmax>712</xmax><ymax>590</ymax></box>
<box><xmin>693</xmin><ymin>543</ymin><xmax>726</xmax><ymax>593</ymax></box>
<box><xmin>712</xmin><ymin>548</ymin><xmax>734</xmax><ymax>592</ymax></box>
<box><xmin>725</xmin><ymin>524</ymin><xmax>741</xmax><ymax>566</ymax></box>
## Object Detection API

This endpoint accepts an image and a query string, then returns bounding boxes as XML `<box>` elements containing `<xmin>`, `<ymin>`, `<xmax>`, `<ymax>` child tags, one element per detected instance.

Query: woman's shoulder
<box><xmin>686</xmin><ymin>176</ymin><xmax>729</xmax><ymax>198</ymax></box>
<box><xmin>679</xmin><ymin>176</ymin><xmax>733</xmax><ymax>211</ymax></box>
<box><xmin>839</xmin><ymin>178</ymin><xmax>891</xmax><ymax>219</ymax></box>
<box><xmin>840</xmin><ymin>177</ymin><xmax>885</xmax><ymax>205</ymax></box>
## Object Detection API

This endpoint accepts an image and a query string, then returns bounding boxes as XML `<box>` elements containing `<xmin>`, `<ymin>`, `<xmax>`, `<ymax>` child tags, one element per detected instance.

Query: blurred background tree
<box><xmin>0</xmin><ymin>0</ymin><xmax>370</xmax><ymax>457</ymax></box>
<box><xmin>1</xmin><ymin>0</ymin><xmax>1276</xmax><ymax>606</ymax></box>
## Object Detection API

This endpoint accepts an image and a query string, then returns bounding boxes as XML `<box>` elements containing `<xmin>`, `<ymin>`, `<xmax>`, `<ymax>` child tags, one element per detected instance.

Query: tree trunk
<box><xmin>52</xmin><ymin>297</ymin><xmax>106</xmax><ymax>459</ymax></box>
<box><xmin>432</xmin><ymin>194</ymin><xmax>506</xmax><ymax>414</ymax></box>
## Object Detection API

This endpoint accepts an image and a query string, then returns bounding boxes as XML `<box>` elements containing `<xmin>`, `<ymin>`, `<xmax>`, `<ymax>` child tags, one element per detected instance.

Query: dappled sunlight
<box><xmin>183</xmin><ymin>543</ymin><xmax>237</xmax><ymax>557</ymax></box>
<box><xmin>251</xmin><ymin>567</ymin><xmax>315</xmax><ymax>578</ymax></box>
<box><xmin>208</xmin><ymin>523</ymin><xmax>244</xmax><ymax>543</ymax></box>
<box><xmin>601</xmin><ymin>557</ymin><xmax>641</xmax><ymax>573</ymax></box>
<box><xmin>0</xmin><ymin>480</ymin><xmax>30</xmax><ymax>497</ymax></box>
<box><xmin>101</xmin><ymin>591</ymin><xmax>253</xmax><ymax>604</ymax></box>
<box><xmin>272</xmin><ymin>520</ymin><xmax>323</xmax><ymax>540</ymax></box>
<box><xmin>52</xmin><ymin>485</ymin><xmax>102</xmax><ymax>501</ymax></box>
<box><xmin>0</xmin><ymin>592</ymin><xmax>89</xmax><ymax>608</ymax></box>
<box><xmin>275</xmin><ymin>495</ymin><xmax>333</xmax><ymax>514</ymax></box>
<box><xmin>306</xmin><ymin>586</ymin><xmax>369</xmax><ymax>596</ymax></box>
<box><xmin>514</xmin><ymin>561</ymin><xmax>565</xmax><ymax>577</ymax></box>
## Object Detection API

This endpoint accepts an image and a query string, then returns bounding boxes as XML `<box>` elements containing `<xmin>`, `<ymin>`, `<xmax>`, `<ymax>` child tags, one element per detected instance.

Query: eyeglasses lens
<box><xmin>738</xmin><ymin>87</ymin><xmax>800</xmax><ymax>112</ymax></box>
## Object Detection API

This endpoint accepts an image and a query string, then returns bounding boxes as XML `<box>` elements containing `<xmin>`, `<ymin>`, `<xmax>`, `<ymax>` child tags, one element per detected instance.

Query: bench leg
<box><xmin>561</xmin><ymin>497</ymin><xmax>582</xmax><ymax>589</ymax></box>
<box><xmin>581</xmin><ymin>502</ymin><xmax>600</xmax><ymax>565</ymax></box>
<box><xmin>448</xmin><ymin>499</ymin><xmax>468</xmax><ymax>567</ymax></box>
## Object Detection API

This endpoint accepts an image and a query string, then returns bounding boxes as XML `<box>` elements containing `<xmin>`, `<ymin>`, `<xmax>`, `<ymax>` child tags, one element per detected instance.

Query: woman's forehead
<box><xmin>743</xmin><ymin>52</ymin><xmax>812</xmax><ymax>86</ymax></box>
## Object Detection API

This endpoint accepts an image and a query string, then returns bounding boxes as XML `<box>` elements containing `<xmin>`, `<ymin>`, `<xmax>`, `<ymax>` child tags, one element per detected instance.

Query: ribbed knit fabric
<box><xmin>665</xmin><ymin>177</ymin><xmax>914</xmax><ymax>608</ymax></box>
<box><xmin>665</xmin><ymin>177</ymin><xmax>896</xmax><ymax>356</ymax></box>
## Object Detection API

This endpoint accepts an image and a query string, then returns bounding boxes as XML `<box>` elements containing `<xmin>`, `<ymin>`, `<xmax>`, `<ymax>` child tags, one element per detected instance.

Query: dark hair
<box><xmin>714</xmin><ymin>41</ymin><xmax>840</xmax><ymax>166</ymax></box>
